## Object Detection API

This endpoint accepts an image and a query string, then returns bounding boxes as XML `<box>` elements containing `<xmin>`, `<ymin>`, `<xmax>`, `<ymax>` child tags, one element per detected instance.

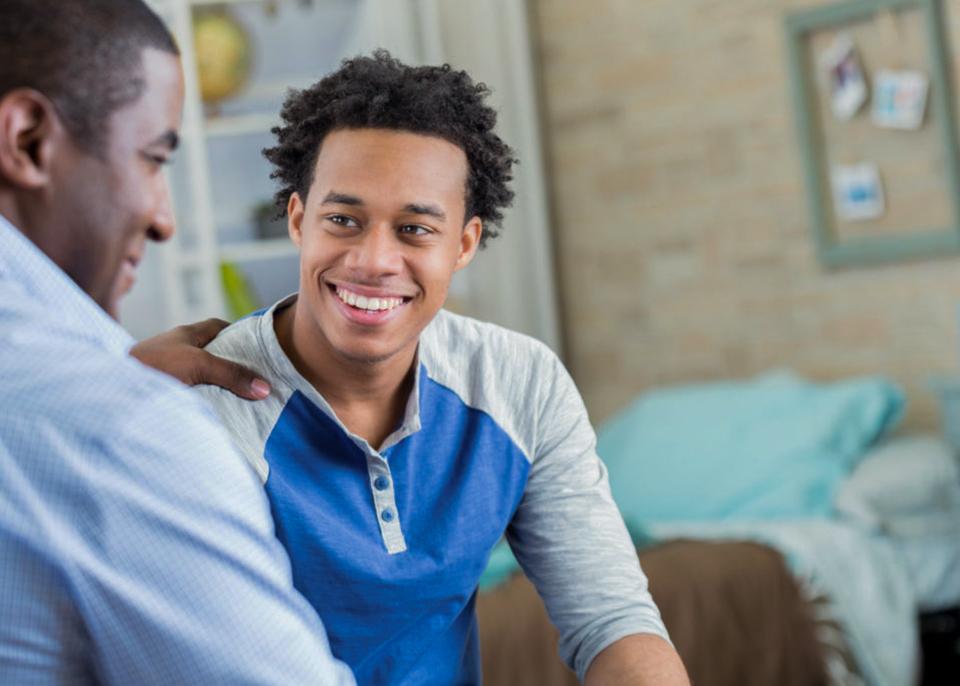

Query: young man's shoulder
<box><xmin>197</xmin><ymin>312</ymin><xmax>282</xmax><ymax>482</ymax></box>
<box><xmin>204</xmin><ymin>311</ymin><xmax>270</xmax><ymax>370</ymax></box>
<box><xmin>423</xmin><ymin>308</ymin><xmax>559</xmax><ymax>368</ymax></box>
<box><xmin>420</xmin><ymin>309</ymin><xmax>567</xmax><ymax>461</ymax></box>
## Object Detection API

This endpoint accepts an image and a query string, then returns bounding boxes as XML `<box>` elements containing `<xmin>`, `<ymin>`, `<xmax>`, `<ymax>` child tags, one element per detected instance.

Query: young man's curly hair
<box><xmin>263</xmin><ymin>49</ymin><xmax>516</xmax><ymax>247</ymax></box>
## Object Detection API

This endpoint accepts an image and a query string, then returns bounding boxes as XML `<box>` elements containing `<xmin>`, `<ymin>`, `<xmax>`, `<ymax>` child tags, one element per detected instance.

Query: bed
<box><xmin>478</xmin><ymin>539</ymin><xmax>834</xmax><ymax>686</ymax></box>
<box><xmin>475</xmin><ymin>372</ymin><xmax>960</xmax><ymax>685</ymax></box>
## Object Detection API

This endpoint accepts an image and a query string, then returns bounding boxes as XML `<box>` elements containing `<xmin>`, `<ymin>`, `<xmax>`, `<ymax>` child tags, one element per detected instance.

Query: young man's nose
<box><xmin>344</xmin><ymin>224</ymin><xmax>404</xmax><ymax>275</ymax></box>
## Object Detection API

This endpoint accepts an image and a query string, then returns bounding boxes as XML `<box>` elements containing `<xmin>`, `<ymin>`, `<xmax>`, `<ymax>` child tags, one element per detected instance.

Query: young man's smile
<box><xmin>326</xmin><ymin>281</ymin><xmax>414</xmax><ymax>326</ymax></box>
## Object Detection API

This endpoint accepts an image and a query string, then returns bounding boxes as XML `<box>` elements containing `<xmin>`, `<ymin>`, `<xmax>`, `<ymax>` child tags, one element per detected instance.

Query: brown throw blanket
<box><xmin>477</xmin><ymin>540</ymin><xmax>828</xmax><ymax>686</ymax></box>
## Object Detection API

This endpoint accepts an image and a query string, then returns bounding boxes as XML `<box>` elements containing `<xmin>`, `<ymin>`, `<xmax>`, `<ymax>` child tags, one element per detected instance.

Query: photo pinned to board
<box><xmin>831</xmin><ymin>163</ymin><xmax>885</xmax><ymax>222</ymax></box>
<box><xmin>871</xmin><ymin>69</ymin><xmax>929</xmax><ymax>130</ymax></box>
<box><xmin>820</xmin><ymin>32</ymin><xmax>868</xmax><ymax>120</ymax></box>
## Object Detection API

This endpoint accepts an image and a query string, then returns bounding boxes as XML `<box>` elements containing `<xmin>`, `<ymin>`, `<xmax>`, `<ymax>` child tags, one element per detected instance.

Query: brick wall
<box><xmin>532</xmin><ymin>0</ymin><xmax>960</xmax><ymax>429</ymax></box>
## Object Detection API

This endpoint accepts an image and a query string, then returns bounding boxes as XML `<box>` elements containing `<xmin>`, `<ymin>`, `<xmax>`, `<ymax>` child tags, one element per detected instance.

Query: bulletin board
<box><xmin>785</xmin><ymin>0</ymin><xmax>960</xmax><ymax>267</ymax></box>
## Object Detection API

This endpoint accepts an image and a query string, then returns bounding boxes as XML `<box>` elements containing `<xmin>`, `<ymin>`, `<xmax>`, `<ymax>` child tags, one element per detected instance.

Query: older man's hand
<box><xmin>130</xmin><ymin>318</ymin><xmax>271</xmax><ymax>401</ymax></box>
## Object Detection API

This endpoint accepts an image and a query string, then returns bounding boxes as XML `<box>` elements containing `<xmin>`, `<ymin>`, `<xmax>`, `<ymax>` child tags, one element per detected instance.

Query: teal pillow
<box><xmin>597</xmin><ymin>371</ymin><xmax>904</xmax><ymax>523</ymax></box>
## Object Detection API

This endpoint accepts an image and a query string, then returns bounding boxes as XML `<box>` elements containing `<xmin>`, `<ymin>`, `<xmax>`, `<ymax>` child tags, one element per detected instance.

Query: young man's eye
<box><xmin>327</xmin><ymin>215</ymin><xmax>359</xmax><ymax>228</ymax></box>
<box><xmin>399</xmin><ymin>224</ymin><xmax>431</xmax><ymax>236</ymax></box>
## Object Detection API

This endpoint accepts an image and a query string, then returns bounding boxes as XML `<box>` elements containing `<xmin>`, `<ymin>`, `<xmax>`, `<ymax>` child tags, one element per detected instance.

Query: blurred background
<box><xmin>132</xmin><ymin>0</ymin><xmax>960</xmax><ymax>433</ymax></box>
<box><xmin>536</xmin><ymin>0</ymin><xmax>960</xmax><ymax>433</ymax></box>
<box><xmin>133</xmin><ymin>2</ymin><xmax>960</xmax><ymax>683</ymax></box>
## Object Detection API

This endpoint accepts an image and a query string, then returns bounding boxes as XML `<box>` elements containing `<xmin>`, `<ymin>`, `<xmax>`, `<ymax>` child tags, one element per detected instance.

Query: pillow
<box><xmin>834</xmin><ymin>435</ymin><xmax>960</xmax><ymax>539</ymax></box>
<box><xmin>596</xmin><ymin>370</ymin><xmax>904</xmax><ymax>524</ymax></box>
<box><xmin>834</xmin><ymin>435</ymin><xmax>960</xmax><ymax>519</ymax></box>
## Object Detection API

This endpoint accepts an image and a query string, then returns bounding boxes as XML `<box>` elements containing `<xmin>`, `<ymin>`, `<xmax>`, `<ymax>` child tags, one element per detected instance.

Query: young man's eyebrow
<box><xmin>403</xmin><ymin>203</ymin><xmax>446</xmax><ymax>221</ymax></box>
<box><xmin>149</xmin><ymin>130</ymin><xmax>179</xmax><ymax>151</ymax></box>
<box><xmin>322</xmin><ymin>191</ymin><xmax>363</xmax><ymax>206</ymax></box>
<box><xmin>320</xmin><ymin>193</ymin><xmax>446</xmax><ymax>220</ymax></box>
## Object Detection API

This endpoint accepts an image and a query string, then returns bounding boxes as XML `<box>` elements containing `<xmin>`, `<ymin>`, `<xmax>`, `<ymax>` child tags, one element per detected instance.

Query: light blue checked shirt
<box><xmin>0</xmin><ymin>215</ymin><xmax>355</xmax><ymax>685</ymax></box>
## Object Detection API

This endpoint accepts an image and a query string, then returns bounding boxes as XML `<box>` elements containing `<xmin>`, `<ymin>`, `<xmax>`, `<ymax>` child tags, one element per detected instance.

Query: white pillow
<box><xmin>836</xmin><ymin>435</ymin><xmax>960</xmax><ymax>610</ymax></box>
<box><xmin>835</xmin><ymin>435</ymin><xmax>960</xmax><ymax>530</ymax></box>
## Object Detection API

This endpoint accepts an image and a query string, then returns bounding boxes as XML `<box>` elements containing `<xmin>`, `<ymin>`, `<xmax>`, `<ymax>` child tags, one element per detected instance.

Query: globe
<box><xmin>192</xmin><ymin>10</ymin><xmax>253</xmax><ymax>105</ymax></box>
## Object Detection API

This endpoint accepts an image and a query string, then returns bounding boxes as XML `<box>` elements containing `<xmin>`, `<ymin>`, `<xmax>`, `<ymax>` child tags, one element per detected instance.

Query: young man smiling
<box><xmin>197</xmin><ymin>51</ymin><xmax>689</xmax><ymax>685</ymax></box>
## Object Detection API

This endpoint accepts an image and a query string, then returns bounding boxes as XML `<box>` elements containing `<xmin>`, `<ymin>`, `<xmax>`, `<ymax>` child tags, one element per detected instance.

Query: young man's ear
<box><xmin>455</xmin><ymin>216</ymin><xmax>483</xmax><ymax>272</ymax></box>
<box><xmin>0</xmin><ymin>89</ymin><xmax>60</xmax><ymax>190</ymax></box>
<box><xmin>287</xmin><ymin>192</ymin><xmax>304</xmax><ymax>247</ymax></box>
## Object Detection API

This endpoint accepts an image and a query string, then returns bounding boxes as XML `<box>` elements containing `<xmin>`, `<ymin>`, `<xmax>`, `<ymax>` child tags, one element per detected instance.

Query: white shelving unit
<box><xmin>129</xmin><ymin>0</ymin><xmax>561</xmax><ymax>357</ymax></box>
<box><xmin>219</xmin><ymin>237</ymin><xmax>299</xmax><ymax>262</ymax></box>
<box><xmin>204</xmin><ymin>112</ymin><xmax>279</xmax><ymax>138</ymax></box>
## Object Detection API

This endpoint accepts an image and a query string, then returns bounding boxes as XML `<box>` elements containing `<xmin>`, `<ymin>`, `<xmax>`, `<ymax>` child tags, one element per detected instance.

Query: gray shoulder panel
<box><xmin>195</xmin><ymin>314</ymin><xmax>292</xmax><ymax>483</ymax></box>
<box><xmin>419</xmin><ymin>309</ymin><xmax>559</xmax><ymax>465</ymax></box>
<box><xmin>422</xmin><ymin>311</ymin><xmax>671</xmax><ymax>678</ymax></box>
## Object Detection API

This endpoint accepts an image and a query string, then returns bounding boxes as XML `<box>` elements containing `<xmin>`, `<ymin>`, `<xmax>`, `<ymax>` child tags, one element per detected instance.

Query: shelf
<box><xmin>189</xmin><ymin>0</ymin><xmax>272</xmax><ymax>7</ymax></box>
<box><xmin>204</xmin><ymin>112</ymin><xmax>279</xmax><ymax>138</ymax></box>
<box><xmin>175</xmin><ymin>251</ymin><xmax>208</xmax><ymax>270</ymax></box>
<box><xmin>219</xmin><ymin>238</ymin><xmax>299</xmax><ymax>262</ymax></box>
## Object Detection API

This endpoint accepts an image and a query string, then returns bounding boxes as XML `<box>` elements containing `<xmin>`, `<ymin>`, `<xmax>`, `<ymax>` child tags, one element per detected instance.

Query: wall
<box><xmin>531</xmin><ymin>0</ymin><xmax>960</xmax><ymax>429</ymax></box>
<box><xmin>431</xmin><ymin>0</ymin><xmax>563</xmax><ymax>353</ymax></box>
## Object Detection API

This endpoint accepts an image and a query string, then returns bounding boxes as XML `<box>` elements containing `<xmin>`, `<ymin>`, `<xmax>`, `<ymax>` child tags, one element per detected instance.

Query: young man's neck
<box><xmin>274</xmin><ymin>298</ymin><xmax>416</xmax><ymax>449</ymax></box>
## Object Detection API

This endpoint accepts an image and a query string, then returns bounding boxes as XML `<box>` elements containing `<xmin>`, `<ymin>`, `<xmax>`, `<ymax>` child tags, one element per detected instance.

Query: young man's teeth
<box><xmin>335</xmin><ymin>287</ymin><xmax>402</xmax><ymax>311</ymax></box>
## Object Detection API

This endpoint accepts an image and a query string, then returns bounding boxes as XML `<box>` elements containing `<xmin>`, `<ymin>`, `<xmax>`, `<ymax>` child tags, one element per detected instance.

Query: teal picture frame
<box><xmin>785</xmin><ymin>0</ymin><xmax>960</xmax><ymax>267</ymax></box>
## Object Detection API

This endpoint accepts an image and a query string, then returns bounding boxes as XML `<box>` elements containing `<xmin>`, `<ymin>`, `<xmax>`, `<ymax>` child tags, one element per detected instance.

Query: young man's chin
<box><xmin>334</xmin><ymin>342</ymin><xmax>408</xmax><ymax>366</ymax></box>
<box><xmin>326</xmin><ymin>316</ymin><xmax>421</xmax><ymax>365</ymax></box>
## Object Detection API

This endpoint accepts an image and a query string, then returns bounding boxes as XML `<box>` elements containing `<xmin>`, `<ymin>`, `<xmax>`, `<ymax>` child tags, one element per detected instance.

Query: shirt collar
<box><xmin>256</xmin><ymin>294</ymin><xmax>424</xmax><ymax>453</ymax></box>
<box><xmin>0</xmin><ymin>213</ymin><xmax>134</xmax><ymax>356</ymax></box>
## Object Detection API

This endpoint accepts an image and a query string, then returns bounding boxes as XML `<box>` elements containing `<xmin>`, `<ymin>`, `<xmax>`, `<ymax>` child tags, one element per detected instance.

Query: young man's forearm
<box><xmin>584</xmin><ymin>634</ymin><xmax>690</xmax><ymax>686</ymax></box>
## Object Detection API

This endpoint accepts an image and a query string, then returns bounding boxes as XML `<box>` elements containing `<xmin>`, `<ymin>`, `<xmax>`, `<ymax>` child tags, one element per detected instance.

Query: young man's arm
<box><xmin>584</xmin><ymin>634</ymin><xmax>689</xmax><ymax>685</ymax></box>
<box><xmin>506</xmin><ymin>350</ymin><xmax>689</xmax><ymax>685</ymax></box>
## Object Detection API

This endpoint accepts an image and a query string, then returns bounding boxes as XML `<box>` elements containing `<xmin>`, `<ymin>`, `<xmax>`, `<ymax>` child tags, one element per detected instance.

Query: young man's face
<box><xmin>60</xmin><ymin>48</ymin><xmax>183</xmax><ymax>317</ymax></box>
<box><xmin>288</xmin><ymin>128</ymin><xmax>482</xmax><ymax>364</ymax></box>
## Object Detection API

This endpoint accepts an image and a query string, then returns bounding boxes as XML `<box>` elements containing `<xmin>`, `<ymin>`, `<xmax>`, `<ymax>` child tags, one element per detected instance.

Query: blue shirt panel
<box><xmin>263</xmin><ymin>372</ymin><xmax>531</xmax><ymax>685</ymax></box>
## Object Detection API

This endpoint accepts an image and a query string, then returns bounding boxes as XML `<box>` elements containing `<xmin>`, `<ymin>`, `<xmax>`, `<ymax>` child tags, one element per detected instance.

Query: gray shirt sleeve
<box><xmin>505</xmin><ymin>353</ymin><xmax>670</xmax><ymax>682</ymax></box>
